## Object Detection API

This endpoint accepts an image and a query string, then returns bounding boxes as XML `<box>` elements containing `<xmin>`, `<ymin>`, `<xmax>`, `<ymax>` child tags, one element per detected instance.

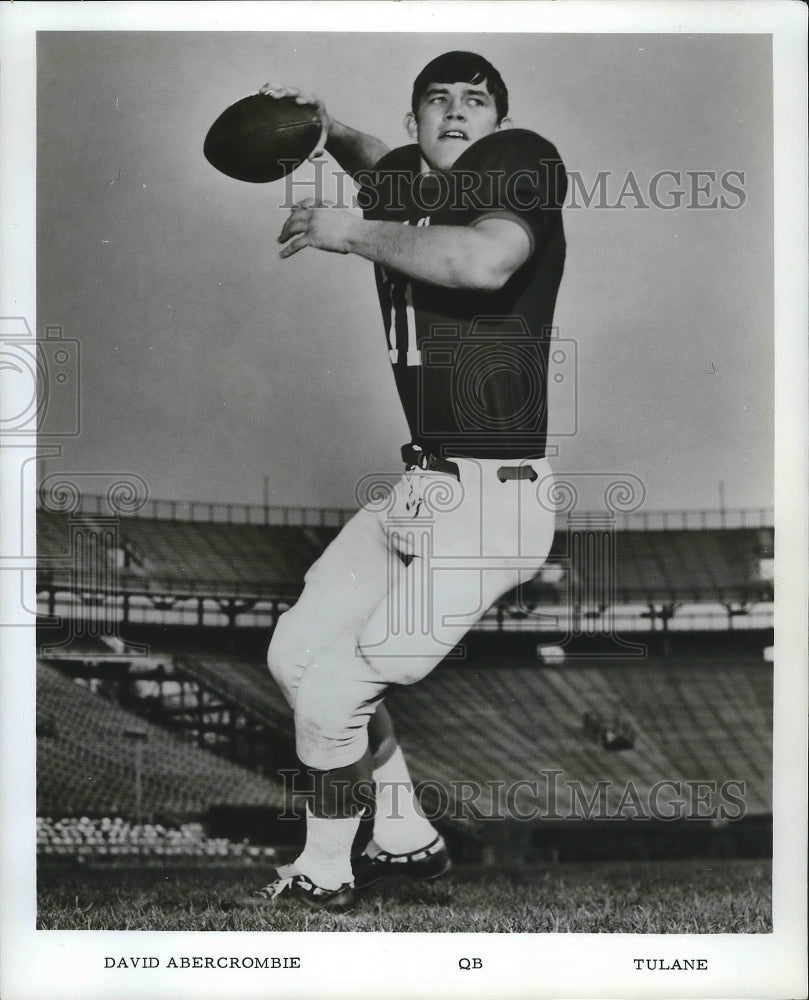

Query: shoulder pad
<box><xmin>373</xmin><ymin>144</ymin><xmax>421</xmax><ymax>172</ymax></box>
<box><xmin>453</xmin><ymin>129</ymin><xmax>563</xmax><ymax>171</ymax></box>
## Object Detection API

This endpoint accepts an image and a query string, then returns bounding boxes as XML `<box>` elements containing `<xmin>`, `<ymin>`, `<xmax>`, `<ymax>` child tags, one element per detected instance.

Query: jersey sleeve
<box><xmin>449</xmin><ymin>129</ymin><xmax>567</xmax><ymax>252</ymax></box>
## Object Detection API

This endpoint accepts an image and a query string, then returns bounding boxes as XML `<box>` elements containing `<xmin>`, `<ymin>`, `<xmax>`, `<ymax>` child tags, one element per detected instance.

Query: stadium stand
<box><xmin>37</xmin><ymin>505</ymin><xmax>773</xmax><ymax>608</ymax></box>
<box><xmin>174</xmin><ymin>650</ymin><xmax>291</xmax><ymax>728</ymax></box>
<box><xmin>40</xmin><ymin>624</ymin><xmax>770</xmax><ymax>825</ymax></box>
<box><xmin>384</xmin><ymin>638</ymin><xmax>772</xmax><ymax>819</ymax></box>
<box><xmin>36</xmin><ymin>660</ymin><xmax>286</xmax><ymax>818</ymax></box>
<box><xmin>37</xmin><ymin>816</ymin><xmax>277</xmax><ymax>859</ymax></box>
<box><xmin>565</xmin><ymin>528</ymin><xmax>772</xmax><ymax>602</ymax></box>
<box><xmin>35</xmin><ymin>495</ymin><xmax>773</xmax><ymax>859</ymax></box>
<box><xmin>36</xmin><ymin>510</ymin><xmax>339</xmax><ymax>592</ymax></box>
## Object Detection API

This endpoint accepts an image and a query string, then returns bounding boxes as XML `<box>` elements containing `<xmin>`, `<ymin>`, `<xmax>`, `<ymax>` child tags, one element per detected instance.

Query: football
<box><xmin>203</xmin><ymin>94</ymin><xmax>322</xmax><ymax>183</ymax></box>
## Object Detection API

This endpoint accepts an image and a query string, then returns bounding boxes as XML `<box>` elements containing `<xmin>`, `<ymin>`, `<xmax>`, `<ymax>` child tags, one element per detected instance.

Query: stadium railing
<box><xmin>36</xmin><ymin>496</ymin><xmax>774</xmax><ymax>631</ymax></box>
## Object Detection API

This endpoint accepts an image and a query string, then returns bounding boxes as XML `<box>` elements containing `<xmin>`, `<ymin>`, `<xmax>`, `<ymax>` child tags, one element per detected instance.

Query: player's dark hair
<box><xmin>412</xmin><ymin>51</ymin><xmax>509</xmax><ymax>122</ymax></box>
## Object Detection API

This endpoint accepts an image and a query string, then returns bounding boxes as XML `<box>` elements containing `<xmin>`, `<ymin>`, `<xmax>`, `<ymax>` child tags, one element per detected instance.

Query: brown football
<box><xmin>204</xmin><ymin>94</ymin><xmax>322</xmax><ymax>183</ymax></box>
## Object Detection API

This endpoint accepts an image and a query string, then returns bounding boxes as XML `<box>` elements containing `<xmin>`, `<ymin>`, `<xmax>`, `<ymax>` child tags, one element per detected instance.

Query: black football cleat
<box><xmin>352</xmin><ymin>835</ymin><xmax>451</xmax><ymax>893</ymax></box>
<box><xmin>224</xmin><ymin>865</ymin><xmax>355</xmax><ymax>913</ymax></box>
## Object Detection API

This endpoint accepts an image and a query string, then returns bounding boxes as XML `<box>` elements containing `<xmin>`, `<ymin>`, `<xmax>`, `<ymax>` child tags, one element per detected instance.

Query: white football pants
<box><xmin>268</xmin><ymin>457</ymin><xmax>555</xmax><ymax>769</ymax></box>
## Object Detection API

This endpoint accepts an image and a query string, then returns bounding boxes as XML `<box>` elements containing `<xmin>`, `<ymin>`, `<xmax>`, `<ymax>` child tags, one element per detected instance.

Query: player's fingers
<box><xmin>296</xmin><ymin>198</ymin><xmax>317</xmax><ymax>210</ymax></box>
<box><xmin>278</xmin><ymin>214</ymin><xmax>295</xmax><ymax>243</ymax></box>
<box><xmin>259</xmin><ymin>83</ymin><xmax>298</xmax><ymax>98</ymax></box>
<box><xmin>278</xmin><ymin>208</ymin><xmax>312</xmax><ymax>242</ymax></box>
<box><xmin>279</xmin><ymin>234</ymin><xmax>310</xmax><ymax>259</ymax></box>
<box><xmin>278</xmin><ymin>218</ymin><xmax>310</xmax><ymax>244</ymax></box>
<box><xmin>278</xmin><ymin>219</ymin><xmax>299</xmax><ymax>244</ymax></box>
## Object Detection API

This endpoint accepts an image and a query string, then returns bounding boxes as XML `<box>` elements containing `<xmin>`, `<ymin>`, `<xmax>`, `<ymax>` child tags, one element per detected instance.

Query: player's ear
<box><xmin>497</xmin><ymin>116</ymin><xmax>514</xmax><ymax>131</ymax></box>
<box><xmin>404</xmin><ymin>111</ymin><xmax>418</xmax><ymax>140</ymax></box>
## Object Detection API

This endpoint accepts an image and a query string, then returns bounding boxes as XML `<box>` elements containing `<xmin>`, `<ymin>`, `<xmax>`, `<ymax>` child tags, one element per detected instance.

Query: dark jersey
<box><xmin>360</xmin><ymin>128</ymin><xmax>567</xmax><ymax>460</ymax></box>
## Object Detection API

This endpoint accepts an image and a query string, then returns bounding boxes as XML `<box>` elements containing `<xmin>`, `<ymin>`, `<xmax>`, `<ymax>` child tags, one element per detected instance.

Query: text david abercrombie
<box><xmin>105</xmin><ymin>956</ymin><xmax>301</xmax><ymax>970</ymax></box>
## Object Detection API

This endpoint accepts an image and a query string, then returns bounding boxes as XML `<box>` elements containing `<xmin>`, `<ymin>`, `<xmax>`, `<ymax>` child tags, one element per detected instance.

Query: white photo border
<box><xmin>1</xmin><ymin>3</ymin><xmax>806</xmax><ymax>999</ymax></box>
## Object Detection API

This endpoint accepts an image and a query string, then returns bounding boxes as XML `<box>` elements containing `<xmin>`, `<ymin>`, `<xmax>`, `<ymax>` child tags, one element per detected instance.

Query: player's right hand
<box><xmin>258</xmin><ymin>83</ymin><xmax>330</xmax><ymax>160</ymax></box>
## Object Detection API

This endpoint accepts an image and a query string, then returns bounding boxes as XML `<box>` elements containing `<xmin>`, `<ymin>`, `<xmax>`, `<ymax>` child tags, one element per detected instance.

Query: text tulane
<box><xmin>633</xmin><ymin>958</ymin><xmax>708</xmax><ymax>971</ymax></box>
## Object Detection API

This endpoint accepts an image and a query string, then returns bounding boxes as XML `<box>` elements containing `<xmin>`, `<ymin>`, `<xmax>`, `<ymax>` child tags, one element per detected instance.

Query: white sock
<box><xmin>295</xmin><ymin>806</ymin><xmax>360</xmax><ymax>889</ymax></box>
<box><xmin>372</xmin><ymin>746</ymin><xmax>438</xmax><ymax>854</ymax></box>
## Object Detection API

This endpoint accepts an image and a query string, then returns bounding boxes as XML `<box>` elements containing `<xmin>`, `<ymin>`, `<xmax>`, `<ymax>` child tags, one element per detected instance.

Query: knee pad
<box><xmin>266</xmin><ymin>609</ymin><xmax>311</xmax><ymax>706</ymax></box>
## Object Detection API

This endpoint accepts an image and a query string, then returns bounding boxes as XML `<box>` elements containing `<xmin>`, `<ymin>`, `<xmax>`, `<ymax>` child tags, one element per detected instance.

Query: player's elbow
<box><xmin>462</xmin><ymin>256</ymin><xmax>516</xmax><ymax>291</ymax></box>
<box><xmin>460</xmin><ymin>219</ymin><xmax>531</xmax><ymax>291</ymax></box>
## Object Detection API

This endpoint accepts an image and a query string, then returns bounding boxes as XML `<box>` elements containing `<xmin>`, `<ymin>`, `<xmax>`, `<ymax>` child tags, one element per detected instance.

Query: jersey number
<box><xmin>382</xmin><ymin>218</ymin><xmax>430</xmax><ymax>366</ymax></box>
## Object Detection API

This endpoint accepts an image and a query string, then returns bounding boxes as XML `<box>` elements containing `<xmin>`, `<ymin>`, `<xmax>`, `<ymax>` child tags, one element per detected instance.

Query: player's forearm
<box><xmin>325</xmin><ymin>119</ymin><xmax>390</xmax><ymax>177</ymax></box>
<box><xmin>345</xmin><ymin>219</ymin><xmax>511</xmax><ymax>290</ymax></box>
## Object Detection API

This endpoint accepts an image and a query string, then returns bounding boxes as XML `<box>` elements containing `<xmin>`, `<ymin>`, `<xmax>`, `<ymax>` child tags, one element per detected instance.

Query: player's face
<box><xmin>407</xmin><ymin>80</ymin><xmax>504</xmax><ymax>171</ymax></box>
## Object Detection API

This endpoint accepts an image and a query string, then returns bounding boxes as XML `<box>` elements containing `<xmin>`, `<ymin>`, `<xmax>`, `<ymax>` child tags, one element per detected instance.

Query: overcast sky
<box><xmin>36</xmin><ymin>30</ymin><xmax>773</xmax><ymax>513</ymax></box>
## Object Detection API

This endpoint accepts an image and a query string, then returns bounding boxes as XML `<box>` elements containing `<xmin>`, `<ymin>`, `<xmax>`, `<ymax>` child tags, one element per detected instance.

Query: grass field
<box><xmin>37</xmin><ymin>858</ymin><xmax>771</xmax><ymax>933</ymax></box>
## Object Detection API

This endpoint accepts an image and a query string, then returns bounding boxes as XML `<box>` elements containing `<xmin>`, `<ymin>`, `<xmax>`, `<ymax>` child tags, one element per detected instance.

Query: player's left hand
<box><xmin>278</xmin><ymin>199</ymin><xmax>357</xmax><ymax>258</ymax></box>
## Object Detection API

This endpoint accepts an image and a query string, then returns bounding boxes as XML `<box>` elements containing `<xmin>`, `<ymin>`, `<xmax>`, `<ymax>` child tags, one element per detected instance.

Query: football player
<box><xmin>231</xmin><ymin>51</ymin><xmax>566</xmax><ymax>911</ymax></box>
